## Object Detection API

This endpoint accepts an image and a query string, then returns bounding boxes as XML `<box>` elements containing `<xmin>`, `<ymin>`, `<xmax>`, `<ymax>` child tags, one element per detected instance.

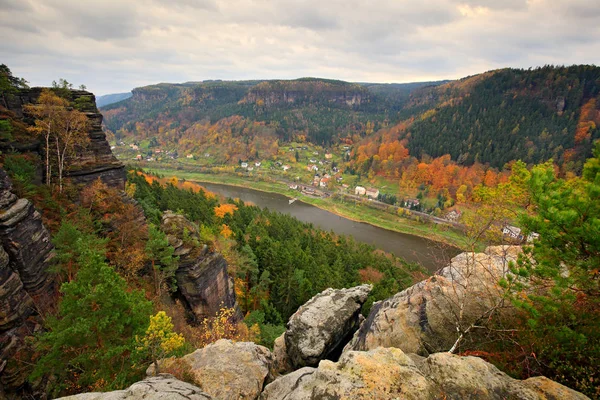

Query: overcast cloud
<box><xmin>1</xmin><ymin>0</ymin><xmax>599</xmax><ymax>94</ymax></box>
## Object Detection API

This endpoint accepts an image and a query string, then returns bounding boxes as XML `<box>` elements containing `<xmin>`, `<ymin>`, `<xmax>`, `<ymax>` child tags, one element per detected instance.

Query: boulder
<box><xmin>284</xmin><ymin>284</ymin><xmax>372</xmax><ymax>369</ymax></box>
<box><xmin>260</xmin><ymin>347</ymin><xmax>589</xmax><ymax>400</ymax></box>
<box><xmin>161</xmin><ymin>212</ymin><xmax>239</xmax><ymax>321</ymax></box>
<box><xmin>56</xmin><ymin>374</ymin><xmax>213</xmax><ymax>399</ymax></box>
<box><xmin>148</xmin><ymin>339</ymin><xmax>274</xmax><ymax>400</ymax></box>
<box><xmin>346</xmin><ymin>246</ymin><xmax>521</xmax><ymax>355</ymax></box>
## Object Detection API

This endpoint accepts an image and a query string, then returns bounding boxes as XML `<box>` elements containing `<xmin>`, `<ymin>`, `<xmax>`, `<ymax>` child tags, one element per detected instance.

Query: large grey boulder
<box><xmin>284</xmin><ymin>284</ymin><xmax>372</xmax><ymax>369</ymax></box>
<box><xmin>260</xmin><ymin>348</ymin><xmax>589</xmax><ymax>400</ymax></box>
<box><xmin>57</xmin><ymin>374</ymin><xmax>212</xmax><ymax>399</ymax></box>
<box><xmin>346</xmin><ymin>246</ymin><xmax>521</xmax><ymax>355</ymax></box>
<box><xmin>148</xmin><ymin>339</ymin><xmax>274</xmax><ymax>400</ymax></box>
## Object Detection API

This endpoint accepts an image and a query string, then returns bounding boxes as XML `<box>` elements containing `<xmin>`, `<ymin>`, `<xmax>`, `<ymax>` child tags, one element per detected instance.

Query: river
<box><xmin>200</xmin><ymin>182</ymin><xmax>460</xmax><ymax>273</ymax></box>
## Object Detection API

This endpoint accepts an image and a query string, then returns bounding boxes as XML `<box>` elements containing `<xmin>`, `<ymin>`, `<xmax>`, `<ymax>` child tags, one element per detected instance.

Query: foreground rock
<box><xmin>57</xmin><ymin>374</ymin><xmax>212</xmax><ymax>399</ymax></box>
<box><xmin>346</xmin><ymin>246</ymin><xmax>521</xmax><ymax>355</ymax></box>
<box><xmin>161</xmin><ymin>212</ymin><xmax>239</xmax><ymax>321</ymax></box>
<box><xmin>148</xmin><ymin>339</ymin><xmax>274</xmax><ymax>400</ymax></box>
<box><xmin>283</xmin><ymin>285</ymin><xmax>372</xmax><ymax>369</ymax></box>
<box><xmin>260</xmin><ymin>347</ymin><xmax>589</xmax><ymax>400</ymax></box>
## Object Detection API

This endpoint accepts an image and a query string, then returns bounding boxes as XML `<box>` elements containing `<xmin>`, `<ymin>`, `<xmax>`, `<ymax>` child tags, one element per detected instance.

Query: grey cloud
<box><xmin>2</xmin><ymin>0</ymin><xmax>599</xmax><ymax>94</ymax></box>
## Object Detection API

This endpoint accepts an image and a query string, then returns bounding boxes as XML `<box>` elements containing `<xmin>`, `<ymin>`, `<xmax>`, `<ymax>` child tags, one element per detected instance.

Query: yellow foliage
<box><xmin>196</xmin><ymin>306</ymin><xmax>257</xmax><ymax>347</ymax></box>
<box><xmin>139</xmin><ymin>311</ymin><xmax>185</xmax><ymax>372</ymax></box>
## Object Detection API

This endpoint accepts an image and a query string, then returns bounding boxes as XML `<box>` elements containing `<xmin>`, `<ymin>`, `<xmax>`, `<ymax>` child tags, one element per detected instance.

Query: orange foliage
<box><xmin>358</xmin><ymin>267</ymin><xmax>384</xmax><ymax>284</ymax></box>
<box><xmin>214</xmin><ymin>204</ymin><xmax>238</xmax><ymax>218</ymax></box>
<box><xmin>220</xmin><ymin>224</ymin><xmax>234</xmax><ymax>238</ymax></box>
<box><xmin>136</xmin><ymin>171</ymin><xmax>215</xmax><ymax>198</ymax></box>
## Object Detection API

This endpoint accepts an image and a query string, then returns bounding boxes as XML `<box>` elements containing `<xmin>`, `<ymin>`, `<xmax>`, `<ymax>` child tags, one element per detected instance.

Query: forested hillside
<box><xmin>404</xmin><ymin>65</ymin><xmax>600</xmax><ymax>169</ymax></box>
<box><xmin>103</xmin><ymin>66</ymin><xmax>600</xmax><ymax>174</ymax></box>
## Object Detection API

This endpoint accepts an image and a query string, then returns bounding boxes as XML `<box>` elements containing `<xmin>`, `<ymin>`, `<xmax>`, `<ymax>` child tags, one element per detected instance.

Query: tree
<box><xmin>511</xmin><ymin>142</ymin><xmax>600</xmax><ymax>396</ymax></box>
<box><xmin>24</xmin><ymin>89</ymin><xmax>68</xmax><ymax>186</ymax></box>
<box><xmin>145</xmin><ymin>224</ymin><xmax>178</xmax><ymax>296</ymax></box>
<box><xmin>138</xmin><ymin>311</ymin><xmax>185</xmax><ymax>375</ymax></box>
<box><xmin>31</xmin><ymin>246</ymin><xmax>152</xmax><ymax>395</ymax></box>
<box><xmin>54</xmin><ymin>104</ymin><xmax>90</xmax><ymax>192</ymax></box>
<box><xmin>0</xmin><ymin>64</ymin><xmax>28</xmax><ymax>107</ymax></box>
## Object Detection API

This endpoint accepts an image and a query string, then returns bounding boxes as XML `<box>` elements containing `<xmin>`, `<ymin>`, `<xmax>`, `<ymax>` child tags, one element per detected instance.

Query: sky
<box><xmin>1</xmin><ymin>0</ymin><xmax>599</xmax><ymax>95</ymax></box>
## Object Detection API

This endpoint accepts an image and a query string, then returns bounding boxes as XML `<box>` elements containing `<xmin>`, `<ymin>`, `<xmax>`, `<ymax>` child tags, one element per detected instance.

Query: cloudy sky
<box><xmin>2</xmin><ymin>0</ymin><xmax>599</xmax><ymax>95</ymax></box>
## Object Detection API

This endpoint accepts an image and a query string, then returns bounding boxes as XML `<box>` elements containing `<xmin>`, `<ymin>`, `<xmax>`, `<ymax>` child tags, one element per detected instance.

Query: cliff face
<box><xmin>0</xmin><ymin>169</ymin><xmax>55</xmax><ymax>396</ymax></box>
<box><xmin>161</xmin><ymin>212</ymin><xmax>239</xmax><ymax>322</ymax></box>
<box><xmin>2</xmin><ymin>88</ymin><xmax>126</xmax><ymax>190</ymax></box>
<box><xmin>244</xmin><ymin>79</ymin><xmax>369</xmax><ymax>107</ymax></box>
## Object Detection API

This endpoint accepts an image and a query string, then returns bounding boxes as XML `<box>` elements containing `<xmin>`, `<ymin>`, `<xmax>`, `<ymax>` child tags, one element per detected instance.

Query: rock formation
<box><xmin>281</xmin><ymin>284</ymin><xmax>372</xmax><ymax>369</ymax></box>
<box><xmin>161</xmin><ymin>212</ymin><xmax>239</xmax><ymax>321</ymax></box>
<box><xmin>346</xmin><ymin>246</ymin><xmax>521</xmax><ymax>355</ymax></box>
<box><xmin>57</xmin><ymin>374</ymin><xmax>213</xmax><ymax>399</ymax></box>
<box><xmin>148</xmin><ymin>340</ymin><xmax>274</xmax><ymax>400</ymax></box>
<box><xmin>0</xmin><ymin>168</ymin><xmax>55</xmax><ymax>395</ymax></box>
<box><xmin>260</xmin><ymin>347</ymin><xmax>589</xmax><ymax>400</ymax></box>
<box><xmin>2</xmin><ymin>88</ymin><xmax>125</xmax><ymax>190</ymax></box>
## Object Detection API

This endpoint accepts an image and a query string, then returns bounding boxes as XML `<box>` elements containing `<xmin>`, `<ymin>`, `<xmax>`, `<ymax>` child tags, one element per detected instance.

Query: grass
<box><xmin>141</xmin><ymin>165</ymin><xmax>471</xmax><ymax>250</ymax></box>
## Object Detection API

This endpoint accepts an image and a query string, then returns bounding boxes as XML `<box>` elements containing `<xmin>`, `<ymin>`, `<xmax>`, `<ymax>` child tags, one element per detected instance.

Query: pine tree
<box><xmin>31</xmin><ymin>246</ymin><xmax>152</xmax><ymax>394</ymax></box>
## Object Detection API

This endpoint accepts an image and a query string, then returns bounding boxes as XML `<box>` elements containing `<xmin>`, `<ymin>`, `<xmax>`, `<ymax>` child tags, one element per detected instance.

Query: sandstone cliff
<box><xmin>2</xmin><ymin>88</ymin><xmax>125</xmax><ymax>190</ymax></box>
<box><xmin>0</xmin><ymin>168</ymin><xmax>55</xmax><ymax>396</ymax></box>
<box><xmin>161</xmin><ymin>212</ymin><xmax>239</xmax><ymax>322</ymax></box>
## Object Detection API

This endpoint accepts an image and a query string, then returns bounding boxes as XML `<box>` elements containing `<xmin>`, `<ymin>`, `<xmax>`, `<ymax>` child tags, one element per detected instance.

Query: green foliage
<box><xmin>0</xmin><ymin>64</ymin><xmax>28</xmax><ymax>95</ymax></box>
<box><xmin>2</xmin><ymin>153</ymin><xmax>37</xmax><ymax>196</ymax></box>
<box><xmin>244</xmin><ymin>310</ymin><xmax>285</xmax><ymax>349</ymax></box>
<box><xmin>512</xmin><ymin>141</ymin><xmax>600</xmax><ymax>397</ymax></box>
<box><xmin>146</xmin><ymin>224</ymin><xmax>179</xmax><ymax>294</ymax></box>
<box><xmin>0</xmin><ymin>119</ymin><xmax>13</xmax><ymax>140</ymax></box>
<box><xmin>31</xmin><ymin>244</ymin><xmax>152</xmax><ymax>395</ymax></box>
<box><xmin>51</xmin><ymin>220</ymin><xmax>108</xmax><ymax>282</ymax></box>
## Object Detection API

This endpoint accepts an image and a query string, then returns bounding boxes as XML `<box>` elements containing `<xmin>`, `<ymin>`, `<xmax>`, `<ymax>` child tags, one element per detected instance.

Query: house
<box><xmin>155</xmin><ymin>149</ymin><xmax>163</xmax><ymax>154</ymax></box>
<box><xmin>204</xmin><ymin>153</ymin><xmax>210</xmax><ymax>157</ymax></box>
<box><xmin>283</xmin><ymin>165</ymin><xmax>291</xmax><ymax>171</ymax></box>
<box><xmin>247</xmin><ymin>166</ymin><xmax>254</xmax><ymax>171</ymax></box>
<box><xmin>502</xmin><ymin>225</ymin><xmax>522</xmax><ymax>240</ymax></box>
<box><xmin>355</xmin><ymin>186</ymin><xmax>366</xmax><ymax>196</ymax></box>
<box><xmin>313</xmin><ymin>176</ymin><xmax>321</xmax><ymax>186</ymax></box>
<box><xmin>255</xmin><ymin>162</ymin><xmax>262</xmax><ymax>167</ymax></box>
<box><xmin>366</xmin><ymin>188</ymin><xmax>379</xmax><ymax>199</ymax></box>
<box><xmin>135</xmin><ymin>154</ymin><xmax>143</xmax><ymax>161</ymax></box>
<box><xmin>325</xmin><ymin>153</ymin><xmax>333</xmax><ymax>159</ymax></box>
<box><xmin>526</xmin><ymin>232</ymin><xmax>540</xmax><ymax>243</ymax></box>
<box><xmin>186</xmin><ymin>154</ymin><xmax>194</xmax><ymax>159</ymax></box>
<box><xmin>110</xmin><ymin>145</ymin><xmax>116</xmax><ymax>150</ymax></box>
<box><xmin>405</xmin><ymin>199</ymin><xmax>420</xmax><ymax>208</ymax></box>
<box><xmin>310</xmin><ymin>159</ymin><xmax>317</xmax><ymax>163</ymax></box>
<box><xmin>342</xmin><ymin>184</ymin><xmax>349</xmax><ymax>189</ymax></box>
<box><xmin>445</xmin><ymin>210</ymin><xmax>462</xmax><ymax>222</ymax></box>
<box><xmin>289</xmin><ymin>184</ymin><xmax>298</xmax><ymax>190</ymax></box>
<box><xmin>307</xmin><ymin>164</ymin><xmax>319</xmax><ymax>172</ymax></box>
<box><xmin>320</xmin><ymin>177</ymin><xmax>330</xmax><ymax>188</ymax></box>
<box><xmin>313</xmin><ymin>151</ymin><xmax>319</xmax><ymax>155</ymax></box>
<box><xmin>241</xmin><ymin>162</ymin><xmax>248</xmax><ymax>168</ymax></box>
<box><xmin>130</xmin><ymin>144</ymin><xmax>139</xmax><ymax>151</ymax></box>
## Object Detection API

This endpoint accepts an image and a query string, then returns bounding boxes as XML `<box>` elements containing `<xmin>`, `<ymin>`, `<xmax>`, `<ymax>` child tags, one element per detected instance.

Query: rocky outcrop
<box><xmin>161</xmin><ymin>212</ymin><xmax>238</xmax><ymax>321</ymax></box>
<box><xmin>346</xmin><ymin>246</ymin><xmax>521</xmax><ymax>355</ymax></box>
<box><xmin>0</xmin><ymin>168</ymin><xmax>55</xmax><ymax>395</ymax></box>
<box><xmin>260</xmin><ymin>347</ymin><xmax>589</xmax><ymax>400</ymax></box>
<box><xmin>57</xmin><ymin>374</ymin><xmax>213</xmax><ymax>399</ymax></box>
<box><xmin>283</xmin><ymin>285</ymin><xmax>372</xmax><ymax>369</ymax></box>
<box><xmin>148</xmin><ymin>340</ymin><xmax>274</xmax><ymax>400</ymax></box>
<box><xmin>2</xmin><ymin>88</ymin><xmax>125</xmax><ymax>190</ymax></box>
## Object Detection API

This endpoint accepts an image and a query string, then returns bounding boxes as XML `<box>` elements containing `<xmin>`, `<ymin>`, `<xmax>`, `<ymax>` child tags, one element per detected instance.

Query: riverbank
<box><xmin>141</xmin><ymin>166</ymin><xmax>471</xmax><ymax>250</ymax></box>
